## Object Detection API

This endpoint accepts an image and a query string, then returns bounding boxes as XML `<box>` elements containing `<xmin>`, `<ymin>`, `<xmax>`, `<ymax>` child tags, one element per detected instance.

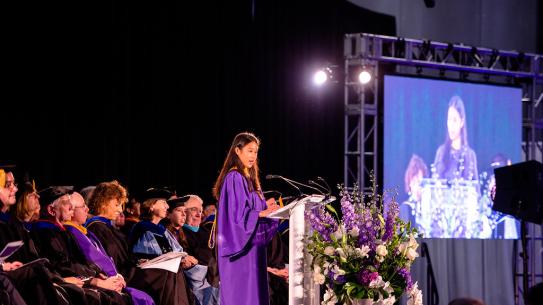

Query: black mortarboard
<box><xmin>0</xmin><ymin>161</ymin><xmax>16</xmax><ymax>171</ymax></box>
<box><xmin>167</xmin><ymin>195</ymin><xmax>191</xmax><ymax>212</ymax></box>
<box><xmin>141</xmin><ymin>187</ymin><xmax>175</xmax><ymax>202</ymax></box>
<box><xmin>38</xmin><ymin>186</ymin><xmax>75</xmax><ymax>207</ymax></box>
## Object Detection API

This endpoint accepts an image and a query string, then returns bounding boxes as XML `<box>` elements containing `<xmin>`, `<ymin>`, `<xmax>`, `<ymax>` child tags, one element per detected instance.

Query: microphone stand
<box><xmin>421</xmin><ymin>242</ymin><xmax>439</xmax><ymax>305</ymax></box>
<box><xmin>281</xmin><ymin>176</ymin><xmax>325</xmax><ymax>196</ymax></box>
<box><xmin>308</xmin><ymin>180</ymin><xmax>329</xmax><ymax>195</ymax></box>
<box><xmin>266</xmin><ymin>175</ymin><xmax>304</xmax><ymax>197</ymax></box>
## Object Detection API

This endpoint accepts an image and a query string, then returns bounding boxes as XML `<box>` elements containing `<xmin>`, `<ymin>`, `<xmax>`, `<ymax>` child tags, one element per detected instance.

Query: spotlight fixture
<box><xmin>312</xmin><ymin>65</ymin><xmax>338</xmax><ymax>86</ymax></box>
<box><xmin>358</xmin><ymin>70</ymin><xmax>371</xmax><ymax>84</ymax></box>
<box><xmin>313</xmin><ymin>69</ymin><xmax>328</xmax><ymax>86</ymax></box>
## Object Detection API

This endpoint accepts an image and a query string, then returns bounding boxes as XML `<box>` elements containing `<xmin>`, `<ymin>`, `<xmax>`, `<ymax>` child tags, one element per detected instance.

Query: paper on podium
<box><xmin>138</xmin><ymin>251</ymin><xmax>187</xmax><ymax>273</ymax></box>
<box><xmin>266</xmin><ymin>195</ymin><xmax>336</xmax><ymax>219</ymax></box>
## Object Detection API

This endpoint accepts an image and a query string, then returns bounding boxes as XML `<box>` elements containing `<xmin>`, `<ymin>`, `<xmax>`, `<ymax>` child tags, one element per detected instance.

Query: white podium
<box><xmin>268</xmin><ymin>194</ymin><xmax>336</xmax><ymax>305</ymax></box>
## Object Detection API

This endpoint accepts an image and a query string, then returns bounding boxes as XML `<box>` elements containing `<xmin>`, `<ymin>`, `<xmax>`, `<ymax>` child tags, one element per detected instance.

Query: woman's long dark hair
<box><xmin>441</xmin><ymin>95</ymin><xmax>469</xmax><ymax>171</ymax></box>
<box><xmin>213</xmin><ymin>132</ymin><xmax>261</xmax><ymax>200</ymax></box>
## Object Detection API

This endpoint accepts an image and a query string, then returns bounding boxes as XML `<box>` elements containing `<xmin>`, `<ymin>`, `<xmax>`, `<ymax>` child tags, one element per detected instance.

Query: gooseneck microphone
<box><xmin>266</xmin><ymin>175</ymin><xmax>325</xmax><ymax>196</ymax></box>
<box><xmin>308</xmin><ymin>180</ymin><xmax>328</xmax><ymax>194</ymax></box>
<box><xmin>266</xmin><ymin>175</ymin><xmax>303</xmax><ymax>196</ymax></box>
<box><xmin>317</xmin><ymin>176</ymin><xmax>332</xmax><ymax>195</ymax></box>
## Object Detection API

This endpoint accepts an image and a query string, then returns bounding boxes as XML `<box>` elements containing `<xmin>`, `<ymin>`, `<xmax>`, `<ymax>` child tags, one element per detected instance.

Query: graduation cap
<box><xmin>141</xmin><ymin>187</ymin><xmax>176</xmax><ymax>202</ymax></box>
<box><xmin>38</xmin><ymin>186</ymin><xmax>75</xmax><ymax>207</ymax></box>
<box><xmin>167</xmin><ymin>195</ymin><xmax>191</xmax><ymax>212</ymax></box>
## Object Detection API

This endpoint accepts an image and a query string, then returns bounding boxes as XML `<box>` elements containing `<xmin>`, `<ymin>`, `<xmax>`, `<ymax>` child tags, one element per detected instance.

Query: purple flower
<box><xmin>358</xmin><ymin>269</ymin><xmax>379</xmax><ymax>286</ymax></box>
<box><xmin>358</xmin><ymin>209</ymin><xmax>378</xmax><ymax>249</ymax></box>
<box><xmin>382</xmin><ymin>201</ymin><xmax>399</xmax><ymax>242</ymax></box>
<box><xmin>397</xmin><ymin>267</ymin><xmax>413</xmax><ymax>290</ymax></box>
<box><xmin>306</xmin><ymin>206</ymin><xmax>338</xmax><ymax>242</ymax></box>
<box><xmin>335</xmin><ymin>275</ymin><xmax>346</xmax><ymax>284</ymax></box>
<box><xmin>340</xmin><ymin>197</ymin><xmax>359</xmax><ymax>232</ymax></box>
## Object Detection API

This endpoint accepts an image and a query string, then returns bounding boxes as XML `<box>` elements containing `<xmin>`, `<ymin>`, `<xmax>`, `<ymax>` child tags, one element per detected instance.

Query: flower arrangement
<box><xmin>306</xmin><ymin>176</ymin><xmax>423</xmax><ymax>305</ymax></box>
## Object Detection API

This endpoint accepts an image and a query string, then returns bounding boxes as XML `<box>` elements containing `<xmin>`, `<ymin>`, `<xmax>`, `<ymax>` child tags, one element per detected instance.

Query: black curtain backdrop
<box><xmin>6</xmin><ymin>0</ymin><xmax>395</xmax><ymax>202</ymax></box>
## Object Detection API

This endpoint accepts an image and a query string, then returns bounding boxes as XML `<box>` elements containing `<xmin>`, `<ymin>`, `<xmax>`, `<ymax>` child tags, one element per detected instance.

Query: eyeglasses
<box><xmin>187</xmin><ymin>207</ymin><xmax>203</xmax><ymax>214</ymax></box>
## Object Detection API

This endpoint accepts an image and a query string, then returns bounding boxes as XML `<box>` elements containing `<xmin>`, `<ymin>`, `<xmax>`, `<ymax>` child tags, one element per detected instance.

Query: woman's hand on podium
<box><xmin>259</xmin><ymin>199</ymin><xmax>280</xmax><ymax>217</ymax></box>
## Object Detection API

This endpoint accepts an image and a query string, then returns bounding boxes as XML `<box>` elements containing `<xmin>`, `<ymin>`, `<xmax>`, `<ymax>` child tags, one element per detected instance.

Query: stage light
<box><xmin>358</xmin><ymin>70</ymin><xmax>371</xmax><ymax>84</ymax></box>
<box><xmin>313</xmin><ymin>69</ymin><xmax>328</xmax><ymax>86</ymax></box>
<box><xmin>312</xmin><ymin>65</ymin><xmax>338</xmax><ymax>86</ymax></box>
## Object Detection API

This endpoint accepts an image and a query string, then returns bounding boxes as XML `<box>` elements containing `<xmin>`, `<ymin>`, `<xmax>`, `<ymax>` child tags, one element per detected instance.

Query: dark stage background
<box><xmin>6</xmin><ymin>0</ymin><xmax>395</xmax><ymax>202</ymax></box>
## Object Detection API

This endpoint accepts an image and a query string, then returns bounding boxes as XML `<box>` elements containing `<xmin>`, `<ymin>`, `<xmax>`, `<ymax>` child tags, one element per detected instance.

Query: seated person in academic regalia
<box><xmin>63</xmin><ymin>191</ymin><xmax>155</xmax><ymax>305</ymax></box>
<box><xmin>0</xmin><ymin>272</ymin><xmax>26</xmax><ymax>305</ymax></box>
<box><xmin>86</xmin><ymin>181</ymin><xmax>194</xmax><ymax>305</ymax></box>
<box><xmin>0</xmin><ymin>167</ymin><xmax>81</xmax><ymax>305</ymax></box>
<box><xmin>165</xmin><ymin>195</ymin><xmax>219</xmax><ymax>305</ymax></box>
<box><xmin>181</xmin><ymin>196</ymin><xmax>220</xmax><ymax>290</ymax></box>
<box><xmin>31</xmin><ymin>185</ymin><xmax>132</xmax><ymax>305</ymax></box>
<box><xmin>121</xmin><ymin>196</ymin><xmax>142</xmax><ymax>238</ymax></box>
<box><xmin>264</xmin><ymin>193</ymin><xmax>289</xmax><ymax>305</ymax></box>
<box><xmin>129</xmin><ymin>192</ymin><xmax>199</xmax><ymax>305</ymax></box>
<box><xmin>201</xmin><ymin>203</ymin><xmax>216</xmax><ymax>225</ymax></box>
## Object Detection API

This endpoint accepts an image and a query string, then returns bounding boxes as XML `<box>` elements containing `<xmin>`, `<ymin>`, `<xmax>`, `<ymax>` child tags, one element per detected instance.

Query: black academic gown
<box><xmin>266</xmin><ymin>224</ymin><xmax>289</xmax><ymax>305</ymax></box>
<box><xmin>181</xmin><ymin>224</ymin><xmax>219</xmax><ymax>288</ymax></box>
<box><xmin>30</xmin><ymin>220</ymin><xmax>132</xmax><ymax>305</ymax></box>
<box><xmin>0</xmin><ymin>214</ymin><xmax>71</xmax><ymax>305</ymax></box>
<box><xmin>87</xmin><ymin>217</ymin><xmax>193</xmax><ymax>305</ymax></box>
<box><xmin>0</xmin><ymin>272</ymin><xmax>26</xmax><ymax>305</ymax></box>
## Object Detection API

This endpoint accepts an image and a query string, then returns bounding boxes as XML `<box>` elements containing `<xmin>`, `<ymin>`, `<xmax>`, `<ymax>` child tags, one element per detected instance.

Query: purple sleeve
<box><xmin>218</xmin><ymin>172</ymin><xmax>261</xmax><ymax>257</ymax></box>
<box><xmin>252</xmin><ymin>217</ymin><xmax>278</xmax><ymax>246</ymax></box>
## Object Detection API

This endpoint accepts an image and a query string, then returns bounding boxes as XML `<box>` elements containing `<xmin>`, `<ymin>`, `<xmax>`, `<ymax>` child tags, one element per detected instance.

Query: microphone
<box><xmin>317</xmin><ymin>177</ymin><xmax>332</xmax><ymax>195</ymax></box>
<box><xmin>266</xmin><ymin>175</ymin><xmax>303</xmax><ymax>196</ymax></box>
<box><xmin>268</xmin><ymin>174</ymin><xmax>325</xmax><ymax>195</ymax></box>
<box><xmin>308</xmin><ymin>180</ymin><xmax>328</xmax><ymax>194</ymax></box>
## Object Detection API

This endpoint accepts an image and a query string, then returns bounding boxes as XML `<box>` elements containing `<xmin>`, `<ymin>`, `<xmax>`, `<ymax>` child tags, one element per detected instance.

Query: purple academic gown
<box><xmin>65</xmin><ymin>224</ymin><xmax>155</xmax><ymax>305</ymax></box>
<box><xmin>217</xmin><ymin>171</ymin><xmax>278</xmax><ymax>305</ymax></box>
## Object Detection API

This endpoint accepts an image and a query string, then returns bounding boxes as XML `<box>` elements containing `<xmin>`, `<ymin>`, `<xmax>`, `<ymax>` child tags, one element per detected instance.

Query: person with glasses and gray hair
<box><xmin>180</xmin><ymin>195</ymin><xmax>219</xmax><ymax>305</ymax></box>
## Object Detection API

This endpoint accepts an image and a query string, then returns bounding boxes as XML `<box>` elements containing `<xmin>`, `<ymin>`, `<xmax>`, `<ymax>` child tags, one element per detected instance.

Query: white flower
<box><xmin>335</xmin><ymin>248</ymin><xmax>347</xmax><ymax>259</ymax></box>
<box><xmin>407</xmin><ymin>282</ymin><xmax>423</xmax><ymax>305</ymax></box>
<box><xmin>344</xmin><ymin>245</ymin><xmax>355</xmax><ymax>256</ymax></box>
<box><xmin>382</xmin><ymin>281</ymin><xmax>394</xmax><ymax>294</ymax></box>
<box><xmin>406</xmin><ymin>248</ymin><xmax>419</xmax><ymax>261</ymax></box>
<box><xmin>369</xmin><ymin>275</ymin><xmax>385</xmax><ymax>289</ymax></box>
<box><xmin>348</xmin><ymin>226</ymin><xmax>360</xmax><ymax>237</ymax></box>
<box><xmin>399</xmin><ymin>236</ymin><xmax>420</xmax><ymax>261</ymax></box>
<box><xmin>331</xmin><ymin>265</ymin><xmax>346</xmax><ymax>280</ymax></box>
<box><xmin>354</xmin><ymin>245</ymin><xmax>371</xmax><ymax>258</ymax></box>
<box><xmin>376</xmin><ymin>244</ymin><xmax>388</xmax><ymax>257</ymax></box>
<box><xmin>408</xmin><ymin>235</ymin><xmax>419</xmax><ymax>249</ymax></box>
<box><xmin>322</xmin><ymin>262</ymin><xmax>331</xmax><ymax>276</ymax></box>
<box><xmin>322</xmin><ymin>288</ymin><xmax>337</xmax><ymax>305</ymax></box>
<box><xmin>324</xmin><ymin>246</ymin><xmax>335</xmax><ymax>256</ymax></box>
<box><xmin>313</xmin><ymin>272</ymin><xmax>325</xmax><ymax>285</ymax></box>
<box><xmin>375</xmin><ymin>295</ymin><xmax>396</xmax><ymax>305</ymax></box>
<box><xmin>333</xmin><ymin>226</ymin><xmax>345</xmax><ymax>240</ymax></box>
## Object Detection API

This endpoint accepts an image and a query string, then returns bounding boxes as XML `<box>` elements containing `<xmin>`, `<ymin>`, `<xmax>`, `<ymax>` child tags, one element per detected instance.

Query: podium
<box><xmin>267</xmin><ymin>194</ymin><xmax>336</xmax><ymax>305</ymax></box>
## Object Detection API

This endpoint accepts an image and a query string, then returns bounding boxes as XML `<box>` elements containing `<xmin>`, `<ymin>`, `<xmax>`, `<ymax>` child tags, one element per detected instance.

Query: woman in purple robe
<box><xmin>212</xmin><ymin>132</ymin><xmax>281</xmax><ymax>305</ymax></box>
<box><xmin>63</xmin><ymin>191</ymin><xmax>155</xmax><ymax>305</ymax></box>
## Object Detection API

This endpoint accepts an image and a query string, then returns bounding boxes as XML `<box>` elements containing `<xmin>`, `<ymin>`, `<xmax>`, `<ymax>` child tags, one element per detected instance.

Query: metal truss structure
<box><xmin>344</xmin><ymin>33</ymin><xmax>542</xmax><ymax>304</ymax></box>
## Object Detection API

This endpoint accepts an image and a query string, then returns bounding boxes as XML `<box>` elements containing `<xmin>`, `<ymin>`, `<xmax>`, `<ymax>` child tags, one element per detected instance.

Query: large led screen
<box><xmin>384</xmin><ymin>75</ymin><xmax>522</xmax><ymax>239</ymax></box>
